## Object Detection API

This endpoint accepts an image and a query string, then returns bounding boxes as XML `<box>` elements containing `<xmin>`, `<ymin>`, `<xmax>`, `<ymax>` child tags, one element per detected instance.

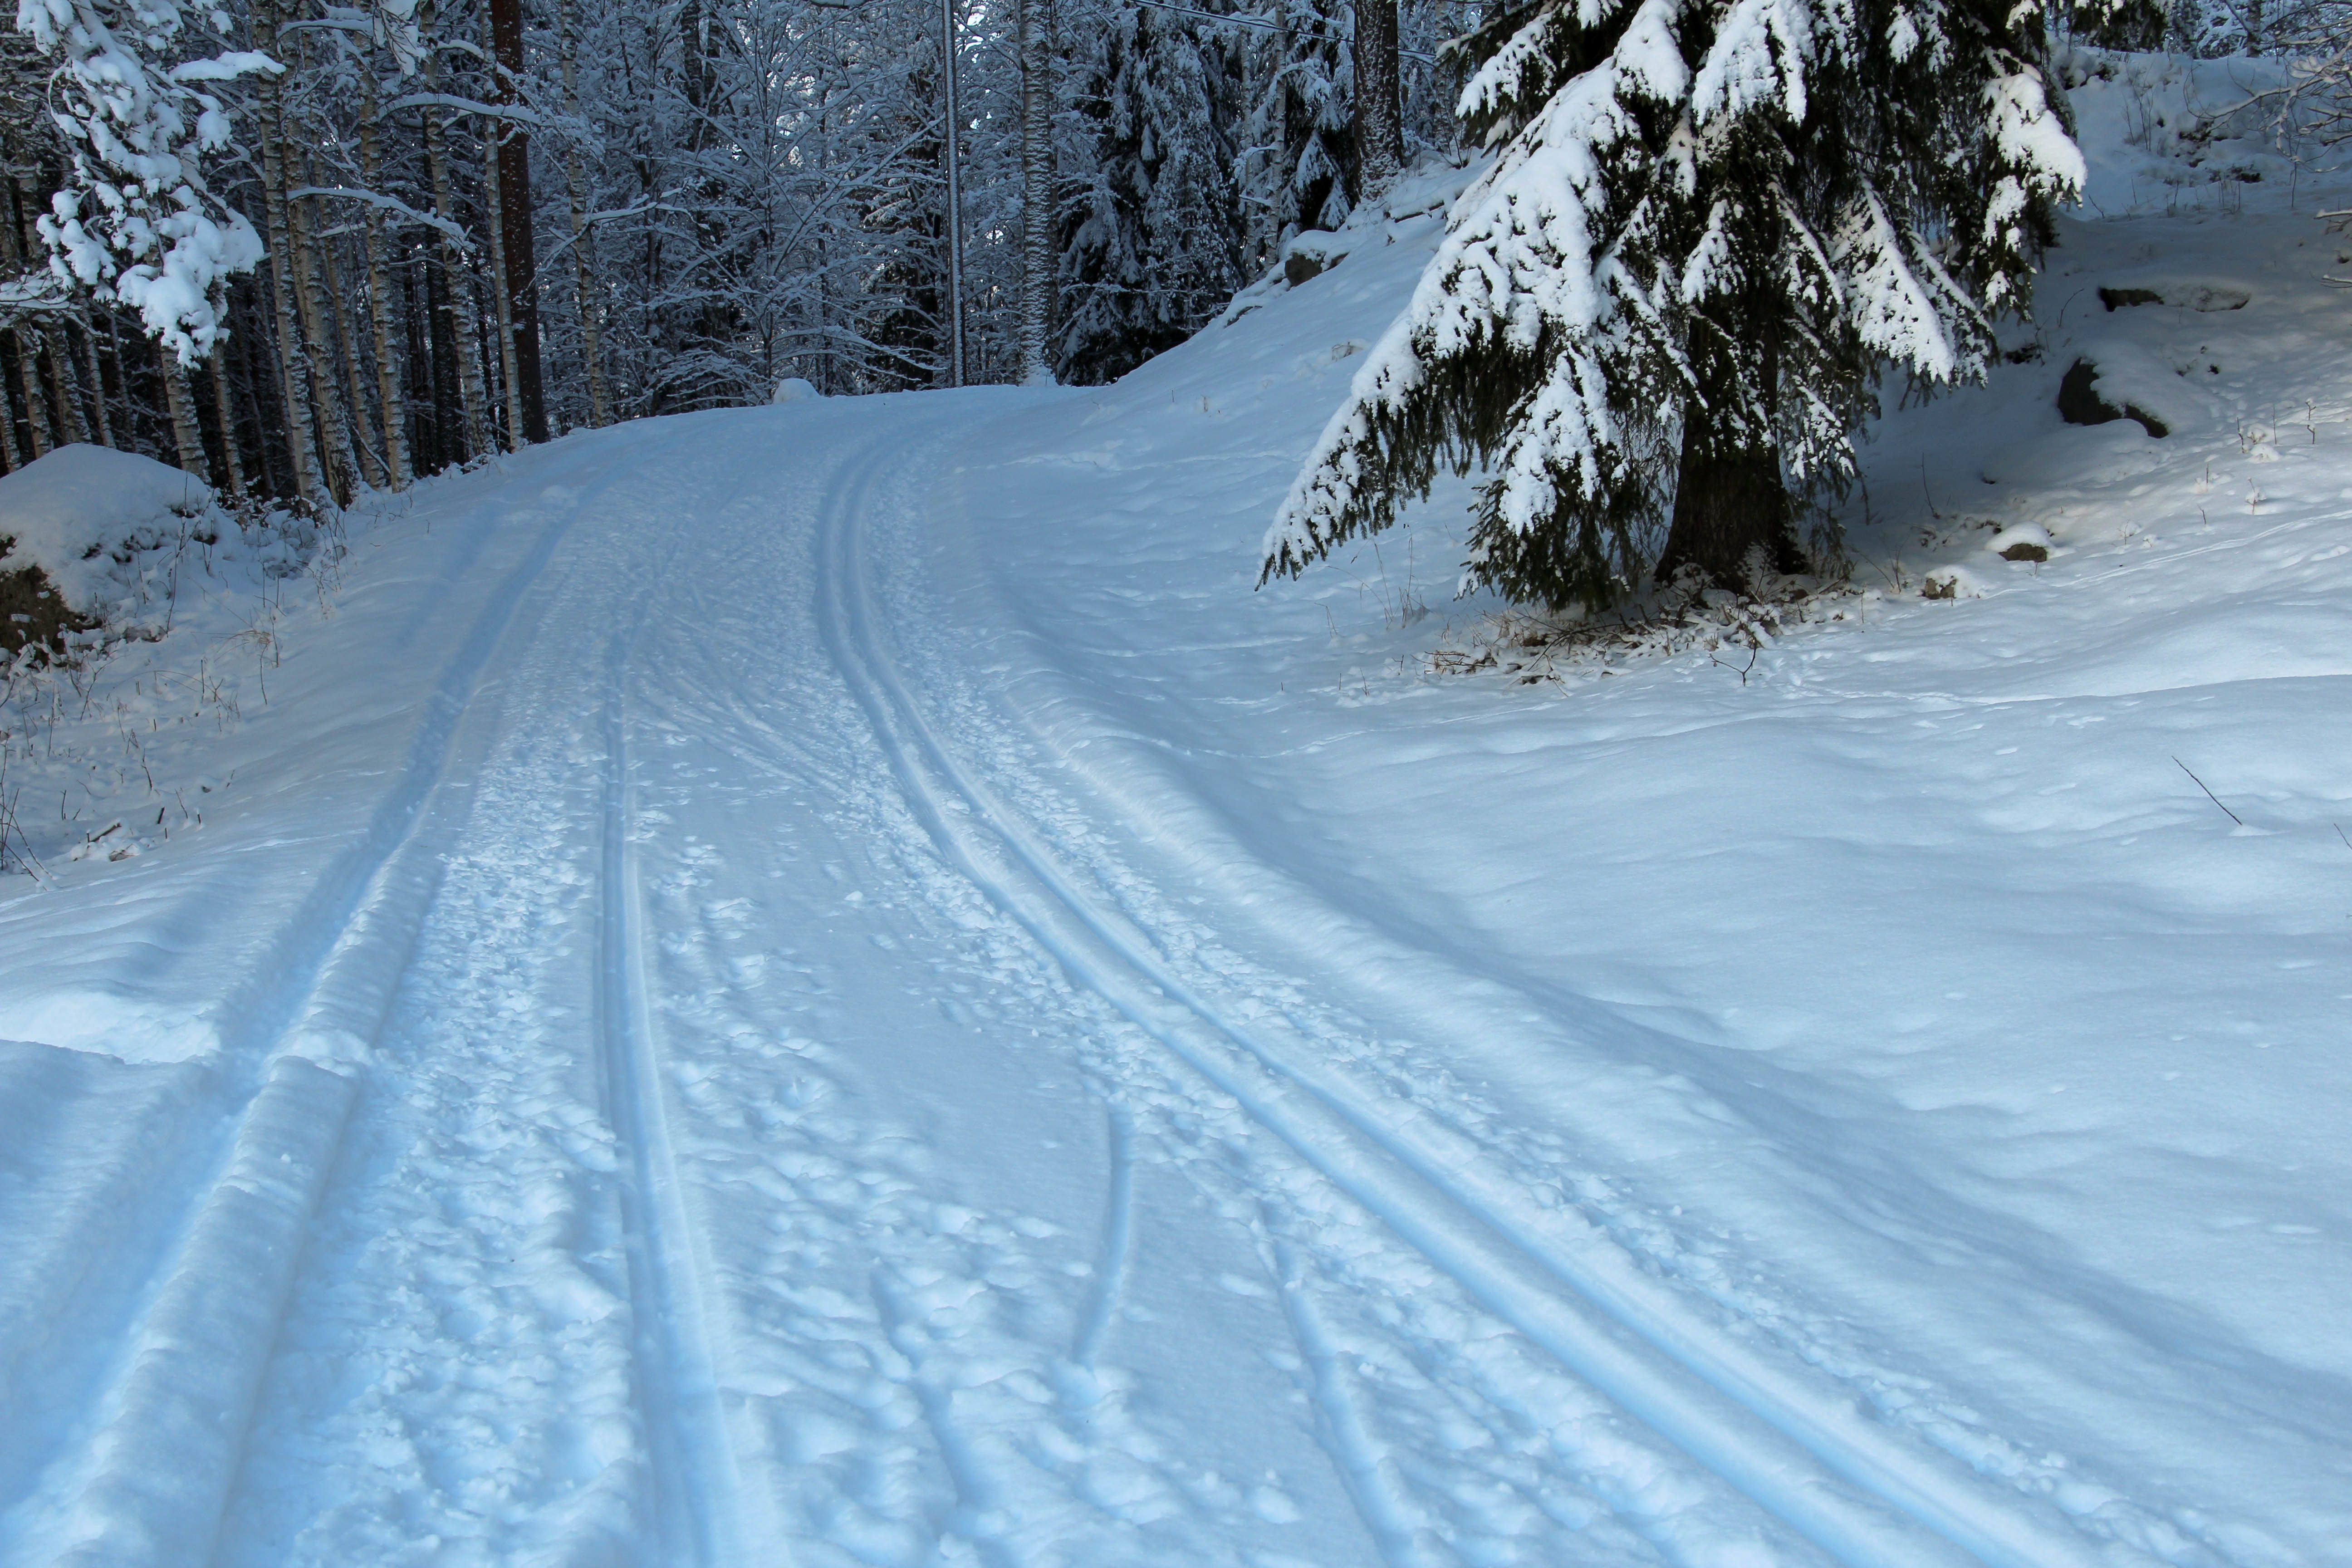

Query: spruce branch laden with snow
<box><xmin>1264</xmin><ymin>0</ymin><xmax>2087</xmax><ymax>608</ymax></box>
<box><xmin>15</xmin><ymin>0</ymin><xmax>277</xmax><ymax>364</ymax></box>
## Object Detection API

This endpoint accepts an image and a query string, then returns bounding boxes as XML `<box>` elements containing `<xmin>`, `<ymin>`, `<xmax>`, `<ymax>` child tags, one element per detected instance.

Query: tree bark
<box><xmin>560</xmin><ymin>0</ymin><xmax>612</xmax><ymax>426</ymax></box>
<box><xmin>0</xmin><ymin>341</ymin><xmax>21</xmax><ymax>472</ymax></box>
<box><xmin>208</xmin><ymin>356</ymin><xmax>245</xmax><ymax>500</ymax></box>
<box><xmin>75</xmin><ymin>317</ymin><xmax>113</xmax><ymax>447</ymax></box>
<box><xmin>1654</xmin><ymin>416</ymin><xmax>1803</xmax><ymax>589</ymax></box>
<box><xmin>252</xmin><ymin>0</ymin><xmax>325</xmax><ymax>505</ymax></box>
<box><xmin>159</xmin><ymin>343</ymin><xmax>209</xmax><ymax>478</ymax></box>
<box><xmin>484</xmin><ymin>137</ymin><xmax>526</xmax><ymax>449</ymax></box>
<box><xmin>358</xmin><ymin>64</ymin><xmax>410</xmax><ymax>486</ymax></box>
<box><xmin>1015</xmin><ymin>0</ymin><xmax>1054</xmax><ymax>384</ymax></box>
<box><xmin>1352</xmin><ymin>0</ymin><xmax>1402</xmax><ymax>196</ymax></box>
<box><xmin>491</xmin><ymin>0</ymin><xmax>550</xmax><ymax>441</ymax></box>
<box><xmin>421</xmin><ymin>0</ymin><xmax>493</xmax><ymax>462</ymax></box>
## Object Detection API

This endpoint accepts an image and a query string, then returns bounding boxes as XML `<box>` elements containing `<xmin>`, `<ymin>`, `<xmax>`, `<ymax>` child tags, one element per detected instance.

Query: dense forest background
<box><xmin>0</xmin><ymin>0</ymin><xmax>2327</xmax><ymax>509</ymax></box>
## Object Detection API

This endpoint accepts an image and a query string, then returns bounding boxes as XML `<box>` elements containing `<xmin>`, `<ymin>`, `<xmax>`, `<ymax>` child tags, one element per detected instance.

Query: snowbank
<box><xmin>0</xmin><ymin>445</ymin><xmax>214</xmax><ymax>636</ymax></box>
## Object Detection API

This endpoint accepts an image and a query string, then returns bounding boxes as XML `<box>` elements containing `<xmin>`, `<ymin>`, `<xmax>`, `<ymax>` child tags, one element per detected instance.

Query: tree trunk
<box><xmin>15</xmin><ymin>327</ymin><xmax>54</xmax><ymax>458</ymax></box>
<box><xmin>484</xmin><ymin>137</ymin><xmax>526</xmax><ymax>450</ymax></box>
<box><xmin>314</xmin><ymin>187</ymin><xmax>382</xmax><ymax>489</ymax></box>
<box><xmin>420</xmin><ymin>2</ymin><xmax>492</xmax><ymax>462</ymax></box>
<box><xmin>76</xmin><ymin>318</ymin><xmax>113</xmax><ymax>447</ymax></box>
<box><xmin>1654</xmin><ymin>419</ymin><xmax>1803</xmax><ymax>589</ymax></box>
<box><xmin>1352</xmin><ymin>0</ymin><xmax>1402</xmax><ymax>196</ymax></box>
<box><xmin>0</xmin><ymin>343</ymin><xmax>21</xmax><ymax>472</ymax></box>
<box><xmin>1015</xmin><ymin>0</ymin><xmax>1054</xmax><ymax>384</ymax></box>
<box><xmin>159</xmin><ymin>343</ymin><xmax>209</xmax><ymax>478</ymax></box>
<box><xmin>560</xmin><ymin>0</ymin><xmax>611</xmax><ymax>426</ymax></box>
<box><xmin>208</xmin><ymin>356</ymin><xmax>245</xmax><ymax>501</ymax></box>
<box><xmin>358</xmin><ymin>66</ymin><xmax>410</xmax><ymax>487</ymax></box>
<box><xmin>253</xmin><ymin>4</ymin><xmax>325</xmax><ymax>505</ymax></box>
<box><xmin>491</xmin><ymin>0</ymin><xmax>550</xmax><ymax>441</ymax></box>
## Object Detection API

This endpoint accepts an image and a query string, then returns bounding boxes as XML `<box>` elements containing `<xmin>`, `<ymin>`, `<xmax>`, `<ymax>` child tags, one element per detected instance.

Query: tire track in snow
<box><xmin>0</xmin><ymin>428</ymin><xmax>702</xmax><ymax>1568</ymax></box>
<box><xmin>814</xmin><ymin>426</ymin><xmax>2132</xmax><ymax>1568</ymax></box>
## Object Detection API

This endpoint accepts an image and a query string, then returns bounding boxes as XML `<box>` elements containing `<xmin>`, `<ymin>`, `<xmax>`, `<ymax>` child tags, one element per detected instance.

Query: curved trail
<box><xmin>1</xmin><ymin>389</ymin><xmax>2307</xmax><ymax>1567</ymax></box>
<box><xmin>814</xmin><ymin>424</ymin><xmax>2142</xmax><ymax>1568</ymax></box>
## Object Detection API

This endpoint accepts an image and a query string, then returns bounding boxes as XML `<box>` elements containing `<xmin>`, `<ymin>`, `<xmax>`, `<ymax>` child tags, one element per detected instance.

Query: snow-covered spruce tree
<box><xmin>1054</xmin><ymin>3</ymin><xmax>1247</xmax><ymax>383</ymax></box>
<box><xmin>1262</xmin><ymin>0</ymin><xmax>2087</xmax><ymax>607</ymax></box>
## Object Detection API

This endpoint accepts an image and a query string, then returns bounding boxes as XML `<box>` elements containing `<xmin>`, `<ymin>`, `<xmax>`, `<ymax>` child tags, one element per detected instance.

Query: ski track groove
<box><xmin>1267</xmin><ymin>1232</ymin><xmax>1428</xmax><ymax>1568</ymax></box>
<box><xmin>0</xmin><ymin>429</ymin><xmax>702</xmax><ymax>1568</ymax></box>
<box><xmin>1070</xmin><ymin>1105</ymin><xmax>1135</xmax><ymax>1372</ymax></box>
<box><xmin>596</xmin><ymin>575</ymin><xmax>762</xmax><ymax>1568</ymax></box>
<box><xmin>814</xmin><ymin>423</ymin><xmax>2134</xmax><ymax>1568</ymax></box>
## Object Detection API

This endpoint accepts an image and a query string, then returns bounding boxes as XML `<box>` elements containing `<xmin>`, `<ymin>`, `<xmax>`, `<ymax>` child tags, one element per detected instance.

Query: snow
<box><xmin>0</xmin><ymin>445</ymin><xmax>214</xmax><ymax>623</ymax></box>
<box><xmin>2</xmin><ymin>57</ymin><xmax>2350</xmax><ymax>1568</ymax></box>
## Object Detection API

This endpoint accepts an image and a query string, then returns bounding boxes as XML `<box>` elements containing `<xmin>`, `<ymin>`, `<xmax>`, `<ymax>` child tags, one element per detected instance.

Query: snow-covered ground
<box><xmin>2</xmin><ymin>53</ymin><xmax>2348</xmax><ymax>1568</ymax></box>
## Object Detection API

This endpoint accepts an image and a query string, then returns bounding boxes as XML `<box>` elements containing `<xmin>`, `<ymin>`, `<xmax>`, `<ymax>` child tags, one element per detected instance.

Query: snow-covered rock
<box><xmin>0</xmin><ymin>445</ymin><xmax>215</xmax><ymax>632</ymax></box>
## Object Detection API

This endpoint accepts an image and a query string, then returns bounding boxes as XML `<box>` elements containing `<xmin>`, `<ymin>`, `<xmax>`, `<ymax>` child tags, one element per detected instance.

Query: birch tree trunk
<box><xmin>159</xmin><ymin>343</ymin><xmax>209</xmax><ymax>478</ymax></box>
<box><xmin>76</xmin><ymin>318</ymin><xmax>113</xmax><ymax>447</ymax></box>
<box><xmin>11</xmin><ymin>332</ymin><xmax>49</xmax><ymax>459</ymax></box>
<box><xmin>560</xmin><ymin>0</ymin><xmax>612</xmax><ymax>427</ymax></box>
<box><xmin>358</xmin><ymin>65</ymin><xmax>410</xmax><ymax>485</ymax></box>
<box><xmin>209</xmin><ymin>357</ymin><xmax>245</xmax><ymax>501</ymax></box>
<box><xmin>0</xmin><ymin>349</ymin><xmax>21</xmax><ymax>471</ymax></box>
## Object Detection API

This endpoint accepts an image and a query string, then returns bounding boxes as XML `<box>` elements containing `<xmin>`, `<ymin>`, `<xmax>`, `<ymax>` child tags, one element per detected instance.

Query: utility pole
<box><xmin>942</xmin><ymin>0</ymin><xmax>965</xmax><ymax>387</ymax></box>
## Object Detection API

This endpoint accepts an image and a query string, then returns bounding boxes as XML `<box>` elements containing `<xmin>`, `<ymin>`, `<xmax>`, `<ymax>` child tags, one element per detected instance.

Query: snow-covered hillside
<box><xmin>0</xmin><ymin>51</ymin><xmax>2347</xmax><ymax>1568</ymax></box>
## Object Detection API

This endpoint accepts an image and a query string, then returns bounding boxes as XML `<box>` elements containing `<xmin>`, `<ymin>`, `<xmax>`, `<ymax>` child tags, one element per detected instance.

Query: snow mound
<box><xmin>0</xmin><ymin>445</ymin><xmax>215</xmax><ymax>623</ymax></box>
<box><xmin>771</xmin><ymin>377</ymin><xmax>823</xmax><ymax>405</ymax></box>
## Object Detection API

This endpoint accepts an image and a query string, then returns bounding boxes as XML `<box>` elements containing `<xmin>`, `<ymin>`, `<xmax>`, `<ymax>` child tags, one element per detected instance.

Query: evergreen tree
<box><xmin>1263</xmin><ymin>0</ymin><xmax>2088</xmax><ymax>607</ymax></box>
<box><xmin>1054</xmin><ymin>3</ymin><xmax>1246</xmax><ymax>383</ymax></box>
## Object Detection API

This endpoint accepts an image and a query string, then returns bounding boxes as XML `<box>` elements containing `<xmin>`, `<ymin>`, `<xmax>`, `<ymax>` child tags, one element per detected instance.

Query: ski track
<box><xmin>9</xmin><ymin>390</ymin><xmax>2287</xmax><ymax>1566</ymax></box>
<box><xmin>811</xmin><ymin>420</ymin><xmax>2179</xmax><ymax>1568</ymax></box>
<box><xmin>0</xmin><ymin>426</ymin><xmax>705</xmax><ymax>1568</ymax></box>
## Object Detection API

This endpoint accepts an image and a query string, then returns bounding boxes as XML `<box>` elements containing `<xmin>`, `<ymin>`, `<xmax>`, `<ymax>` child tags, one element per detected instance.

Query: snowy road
<box><xmin>8</xmin><ymin>168</ymin><xmax>2352</xmax><ymax>1566</ymax></box>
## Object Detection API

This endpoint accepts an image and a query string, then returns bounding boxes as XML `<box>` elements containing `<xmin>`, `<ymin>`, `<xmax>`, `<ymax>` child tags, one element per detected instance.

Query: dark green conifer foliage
<box><xmin>1264</xmin><ymin>0</ymin><xmax>2088</xmax><ymax>608</ymax></box>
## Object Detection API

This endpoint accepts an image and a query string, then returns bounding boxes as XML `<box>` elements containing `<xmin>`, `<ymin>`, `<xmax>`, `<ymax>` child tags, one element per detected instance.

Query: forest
<box><xmin>0</xmin><ymin>0</ymin><xmax>1500</xmax><ymax>510</ymax></box>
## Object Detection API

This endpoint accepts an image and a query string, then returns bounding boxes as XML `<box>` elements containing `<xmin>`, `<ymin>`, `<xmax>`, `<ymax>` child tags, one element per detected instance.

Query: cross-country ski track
<box><xmin>8</xmin><ymin>156</ymin><xmax>2352</xmax><ymax>1566</ymax></box>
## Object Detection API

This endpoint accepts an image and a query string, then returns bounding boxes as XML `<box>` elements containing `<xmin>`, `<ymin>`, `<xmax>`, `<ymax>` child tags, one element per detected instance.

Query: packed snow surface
<box><xmin>1</xmin><ymin>55</ymin><xmax>2348</xmax><ymax>1568</ymax></box>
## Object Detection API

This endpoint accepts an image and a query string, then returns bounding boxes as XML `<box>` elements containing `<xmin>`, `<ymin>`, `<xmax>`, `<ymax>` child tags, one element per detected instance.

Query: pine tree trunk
<box><xmin>485</xmin><ymin>139</ymin><xmax>526</xmax><ymax>450</ymax></box>
<box><xmin>288</xmin><ymin>125</ymin><xmax>360</xmax><ymax>502</ymax></box>
<box><xmin>426</xmin><ymin>110</ymin><xmax>492</xmax><ymax>460</ymax></box>
<box><xmin>560</xmin><ymin>0</ymin><xmax>611</xmax><ymax>426</ymax></box>
<box><xmin>317</xmin><ymin>199</ymin><xmax>382</xmax><ymax>489</ymax></box>
<box><xmin>1352</xmin><ymin>0</ymin><xmax>1402</xmax><ymax>195</ymax></box>
<box><xmin>253</xmin><ymin>6</ymin><xmax>325</xmax><ymax>505</ymax></box>
<box><xmin>1016</xmin><ymin>0</ymin><xmax>1054</xmax><ymax>384</ymax></box>
<box><xmin>358</xmin><ymin>68</ymin><xmax>411</xmax><ymax>488</ymax></box>
<box><xmin>490</xmin><ymin>0</ymin><xmax>550</xmax><ymax>441</ymax></box>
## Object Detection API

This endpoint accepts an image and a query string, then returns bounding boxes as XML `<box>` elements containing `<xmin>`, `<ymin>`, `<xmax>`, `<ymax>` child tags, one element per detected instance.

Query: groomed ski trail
<box><xmin>0</xmin><ymin>425</ymin><xmax>706</xmax><ymax>1568</ymax></box>
<box><xmin>812</xmin><ymin>422</ymin><xmax>2153</xmax><ymax>1568</ymax></box>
